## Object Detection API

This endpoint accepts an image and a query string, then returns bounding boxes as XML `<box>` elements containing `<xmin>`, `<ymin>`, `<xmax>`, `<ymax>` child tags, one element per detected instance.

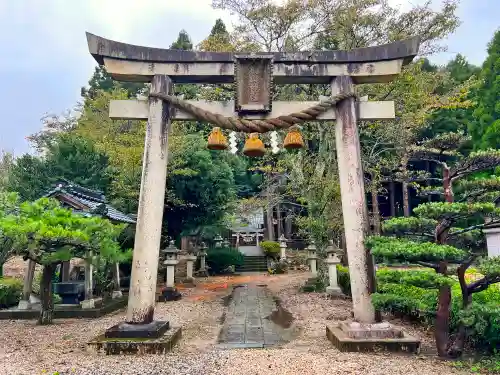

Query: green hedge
<box><xmin>260</xmin><ymin>241</ymin><xmax>280</xmax><ymax>259</ymax></box>
<box><xmin>339</xmin><ymin>267</ymin><xmax>500</xmax><ymax>351</ymax></box>
<box><xmin>0</xmin><ymin>277</ymin><xmax>23</xmax><ymax>308</ymax></box>
<box><xmin>206</xmin><ymin>247</ymin><xmax>244</xmax><ymax>275</ymax></box>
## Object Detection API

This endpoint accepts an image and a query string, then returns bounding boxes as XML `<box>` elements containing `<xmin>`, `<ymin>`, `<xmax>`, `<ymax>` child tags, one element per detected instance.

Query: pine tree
<box><xmin>0</xmin><ymin>197</ymin><xmax>129</xmax><ymax>324</ymax></box>
<box><xmin>170</xmin><ymin>30</ymin><xmax>193</xmax><ymax>50</ymax></box>
<box><xmin>367</xmin><ymin>132</ymin><xmax>500</xmax><ymax>357</ymax></box>
<box><xmin>471</xmin><ymin>30</ymin><xmax>500</xmax><ymax>149</ymax></box>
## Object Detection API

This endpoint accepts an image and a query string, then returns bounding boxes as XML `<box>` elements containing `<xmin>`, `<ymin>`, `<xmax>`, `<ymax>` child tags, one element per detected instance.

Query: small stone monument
<box><xmin>484</xmin><ymin>224</ymin><xmax>500</xmax><ymax>258</ymax></box>
<box><xmin>161</xmin><ymin>241</ymin><xmax>182</xmax><ymax>301</ymax></box>
<box><xmin>279</xmin><ymin>234</ymin><xmax>287</xmax><ymax>260</ymax></box>
<box><xmin>214</xmin><ymin>234</ymin><xmax>223</xmax><ymax>248</ymax></box>
<box><xmin>196</xmin><ymin>242</ymin><xmax>209</xmax><ymax>277</ymax></box>
<box><xmin>325</xmin><ymin>240</ymin><xmax>343</xmax><ymax>297</ymax></box>
<box><xmin>184</xmin><ymin>252</ymin><xmax>197</xmax><ymax>286</ymax></box>
<box><xmin>306</xmin><ymin>240</ymin><xmax>318</xmax><ymax>277</ymax></box>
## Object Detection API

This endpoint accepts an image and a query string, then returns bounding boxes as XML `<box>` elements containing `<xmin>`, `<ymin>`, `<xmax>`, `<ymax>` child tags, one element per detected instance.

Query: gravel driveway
<box><xmin>0</xmin><ymin>273</ymin><xmax>467</xmax><ymax>375</ymax></box>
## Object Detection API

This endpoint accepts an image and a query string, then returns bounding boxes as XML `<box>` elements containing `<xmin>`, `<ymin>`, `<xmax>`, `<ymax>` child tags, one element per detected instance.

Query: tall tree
<box><xmin>0</xmin><ymin>192</ymin><xmax>18</xmax><ymax>277</ymax></box>
<box><xmin>0</xmin><ymin>151</ymin><xmax>13</xmax><ymax>192</ymax></box>
<box><xmin>6</xmin><ymin>134</ymin><xmax>112</xmax><ymax>201</ymax></box>
<box><xmin>470</xmin><ymin>29</ymin><xmax>500</xmax><ymax>149</ymax></box>
<box><xmin>81</xmin><ymin>65</ymin><xmax>145</xmax><ymax>100</ymax></box>
<box><xmin>170</xmin><ymin>30</ymin><xmax>193</xmax><ymax>50</ymax></box>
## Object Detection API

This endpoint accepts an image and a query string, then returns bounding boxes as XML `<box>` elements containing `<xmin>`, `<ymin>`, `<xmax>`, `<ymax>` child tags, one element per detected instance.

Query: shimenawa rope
<box><xmin>148</xmin><ymin>91</ymin><xmax>356</xmax><ymax>133</ymax></box>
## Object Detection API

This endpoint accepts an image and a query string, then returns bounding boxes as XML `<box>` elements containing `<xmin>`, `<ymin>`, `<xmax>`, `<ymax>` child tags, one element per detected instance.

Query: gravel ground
<box><xmin>0</xmin><ymin>272</ymin><xmax>467</xmax><ymax>375</ymax></box>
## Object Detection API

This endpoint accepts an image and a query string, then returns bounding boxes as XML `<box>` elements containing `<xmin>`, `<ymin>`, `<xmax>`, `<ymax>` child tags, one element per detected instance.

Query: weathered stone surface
<box><xmin>87</xmin><ymin>32</ymin><xmax>420</xmax><ymax>65</ymax></box>
<box><xmin>88</xmin><ymin>327</ymin><xmax>181</xmax><ymax>355</ymax></box>
<box><xmin>105</xmin><ymin>320</ymin><xmax>170</xmax><ymax>339</ymax></box>
<box><xmin>218</xmin><ymin>284</ymin><xmax>294</xmax><ymax>348</ymax></box>
<box><xmin>326</xmin><ymin>324</ymin><xmax>420</xmax><ymax>353</ymax></box>
<box><xmin>340</xmin><ymin>321</ymin><xmax>404</xmax><ymax>339</ymax></box>
<box><xmin>158</xmin><ymin>287</ymin><xmax>182</xmax><ymax>302</ymax></box>
<box><xmin>0</xmin><ymin>296</ymin><xmax>128</xmax><ymax>320</ymax></box>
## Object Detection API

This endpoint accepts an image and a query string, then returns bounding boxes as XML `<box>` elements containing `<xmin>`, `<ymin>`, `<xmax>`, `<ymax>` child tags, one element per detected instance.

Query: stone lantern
<box><xmin>222</xmin><ymin>238</ymin><xmax>230</xmax><ymax>248</ymax></box>
<box><xmin>214</xmin><ymin>235</ymin><xmax>223</xmax><ymax>248</ymax></box>
<box><xmin>325</xmin><ymin>240</ymin><xmax>343</xmax><ymax>296</ymax></box>
<box><xmin>307</xmin><ymin>240</ymin><xmax>318</xmax><ymax>277</ymax></box>
<box><xmin>279</xmin><ymin>234</ymin><xmax>287</xmax><ymax>260</ymax></box>
<box><xmin>185</xmin><ymin>250</ymin><xmax>197</xmax><ymax>283</ymax></box>
<box><xmin>162</xmin><ymin>240</ymin><xmax>181</xmax><ymax>301</ymax></box>
<box><xmin>197</xmin><ymin>242</ymin><xmax>209</xmax><ymax>276</ymax></box>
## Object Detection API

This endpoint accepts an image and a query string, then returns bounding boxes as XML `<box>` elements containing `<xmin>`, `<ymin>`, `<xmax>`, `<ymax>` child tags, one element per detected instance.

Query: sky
<box><xmin>0</xmin><ymin>0</ymin><xmax>498</xmax><ymax>156</ymax></box>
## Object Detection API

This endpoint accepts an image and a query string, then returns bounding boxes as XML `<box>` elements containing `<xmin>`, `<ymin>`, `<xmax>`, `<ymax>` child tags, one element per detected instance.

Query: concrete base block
<box><xmin>105</xmin><ymin>320</ymin><xmax>170</xmax><ymax>339</ymax></box>
<box><xmin>88</xmin><ymin>326</ymin><xmax>182</xmax><ymax>355</ymax></box>
<box><xmin>326</xmin><ymin>323</ymin><xmax>420</xmax><ymax>353</ymax></box>
<box><xmin>17</xmin><ymin>300</ymin><xmax>32</xmax><ymax>310</ymax></box>
<box><xmin>326</xmin><ymin>286</ymin><xmax>343</xmax><ymax>297</ymax></box>
<box><xmin>111</xmin><ymin>290</ymin><xmax>123</xmax><ymax>299</ymax></box>
<box><xmin>81</xmin><ymin>298</ymin><xmax>103</xmax><ymax>309</ymax></box>
<box><xmin>159</xmin><ymin>287</ymin><xmax>182</xmax><ymax>302</ymax></box>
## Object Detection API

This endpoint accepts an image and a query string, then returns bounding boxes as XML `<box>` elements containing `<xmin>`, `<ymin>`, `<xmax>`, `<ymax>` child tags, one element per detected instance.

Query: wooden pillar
<box><xmin>18</xmin><ymin>259</ymin><xmax>36</xmax><ymax>310</ymax></box>
<box><xmin>332</xmin><ymin>76</ymin><xmax>376</xmax><ymax>324</ymax></box>
<box><xmin>61</xmin><ymin>261</ymin><xmax>71</xmax><ymax>281</ymax></box>
<box><xmin>389</xmin><ymin>181</ymin><xmax>396</xmax><ymax>217</ymax></box>
<box><xmin>84</xmin><ymin>252</ymin><xmax>94</xmax><ymax>300</ymax></box>
<box><xmin>112</xmin><ymin>263</ymin><xmax>122</xmax><ymax>299</ymax></box>
<box><xmin>126</xmin><ymin>75</ymin><xmax>172</xmax><ymax>325</ymax></box>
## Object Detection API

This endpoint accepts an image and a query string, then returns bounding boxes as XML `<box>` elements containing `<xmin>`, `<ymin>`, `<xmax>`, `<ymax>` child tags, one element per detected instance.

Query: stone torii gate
<box><xmin>86</xmin><ymin>32</ymin><xmax>420</xmax><ymax>342</ymax></box>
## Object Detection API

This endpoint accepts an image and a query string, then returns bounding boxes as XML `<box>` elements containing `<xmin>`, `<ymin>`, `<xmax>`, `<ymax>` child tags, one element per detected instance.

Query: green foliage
<box><xmin>166</xmin><ymin>134</ymin><xmax>236</xmax><ymax>238</ymax></box>
<box><xmin>0</xmin><ymin>198</ymin><xmax>127</xmax><ymax>265</ymax></box>
<box><xmin>376</xmin><ymin>268</ymin><xmax>454</xmax><ymax>288</ymax></box>
<box><xmin>367</xmin><ymin>236</ymin><xmax>468</xmax><ymax>263</ymax></box>
<box><xmin>268</xmin><ymin>259</ymin><xmax>288</xmax><ymax>274</ymax></box>
<box><xmin>260</xmin><ymin>241</ymin><xmax>280</xmax><ymax>258</ymax></box>
<box><xmin>413</xmin><ymin>201</ymin><xmax>500</xmax><ymax>221</ymax></box>
<box><xmin>170</xmin><ymin>30</ymin><xmax>193</xmax><ymax>50</ymax></box>
<box><xmin>453</xmin><ymin>354</ymin><xmax>500</xmax><ymax>374</ymax></box>
<box><xmin>81</xmin><ymin>65</ymin><xmax>145</xmax><ymax>100</ymax></box>
<box><xmin>471</xmin><ymin>30</ymin><xmax>500</xmax><ymax>149</ymax></box>
<box><xmin>300</xmin><ymin>277</ymin><xmax>325</xmax><ymax>293</ymax></box>
<box><xmin>0</xmin><ymin>277</ymin><xmax>23</xmax><ymax>308</ymax></box>
<box><xmin>336</xmin><ymin>265</ymin><xmax>351</xmax><ymax>296</ymax></box>
<box><xmin>6</xmin><ymin>134</ymin><xmax>113</xmax><ymax>201</ymax></box>
<box><xmin>206</xmin><ymin>247</ymin><xmax>244</xmax><ymax>275</ymax></box>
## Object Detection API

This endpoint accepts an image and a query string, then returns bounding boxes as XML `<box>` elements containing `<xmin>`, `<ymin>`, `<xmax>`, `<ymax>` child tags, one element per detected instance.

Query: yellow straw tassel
<box><xmin>207</xmin><ymin>127</ymin><xmax>228</xmax><ymax>150</ymax></box>
<box><xmin>283</xmin><ymin>126</ymin><xmax>305</xmax><ymax>149</ymax></box>
<box><xmin>243</xmin><ymin>133</ymin><xmax>265</xmax><ymax>157</ymax></box>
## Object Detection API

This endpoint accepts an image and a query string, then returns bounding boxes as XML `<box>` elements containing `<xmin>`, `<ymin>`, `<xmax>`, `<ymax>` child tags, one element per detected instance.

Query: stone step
<box><xmin>237</xmin><ymin>256</ymin><xmax>268</xmax><ymax>272</ymax></box>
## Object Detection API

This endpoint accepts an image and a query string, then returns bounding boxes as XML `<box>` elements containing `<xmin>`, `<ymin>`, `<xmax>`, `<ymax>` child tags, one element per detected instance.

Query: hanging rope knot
<box><xmin>148</xmin><ymin>91</ymin><xmax>357</xmax><ymax>133</ymax></box>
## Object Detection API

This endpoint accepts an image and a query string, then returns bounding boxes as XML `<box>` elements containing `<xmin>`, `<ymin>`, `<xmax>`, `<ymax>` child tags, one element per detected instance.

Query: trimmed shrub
<box><xmin>0</xmin><ymin>277</ymin><xmax>23</xmax><ymax>308</ymax></box>
<box><xmin>206</xmin><ymin>247</ymin><xmax>244</xmax><ymax>275</ymax></box>
<box><xmin>269</xmin><ymin>259</ymin><xmax>289</xmax><ymax>274</ymax></box>
<box><xmin>260</xmin><ymin>241</ymin><xmax>280</xmax><ymax>259</ymax></box>
<box><xmin>340</xmin><ymin>266</ymin><xmax>500</xmax><ymax>351</ymax></box>
<box><xmin>337</xmin><ymin>265</ymin><xmax>351</xmax><ymax>296</ymax></box>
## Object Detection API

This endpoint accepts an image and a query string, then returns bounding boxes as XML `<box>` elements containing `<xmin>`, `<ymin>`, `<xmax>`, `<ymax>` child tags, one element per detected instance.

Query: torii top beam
<box><xmin>86</xmin><ymin>33</ymin><xmax>420</xmax><ymax>85</ymax></box>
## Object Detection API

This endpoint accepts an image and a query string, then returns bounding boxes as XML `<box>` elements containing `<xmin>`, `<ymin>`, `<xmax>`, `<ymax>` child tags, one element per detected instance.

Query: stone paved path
<box><xmin>218</xmin><ymin>284</ymin><xmax>284</xmax><ymax>348</ymax></box>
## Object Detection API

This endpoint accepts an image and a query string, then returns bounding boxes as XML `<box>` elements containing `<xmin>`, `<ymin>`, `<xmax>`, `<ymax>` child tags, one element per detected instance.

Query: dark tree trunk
<box><xmin>389</xmin><ymin>181</ymin><xmax>396</xmax><ymax>217</ymax></box>
<box><xmin>276</xmin><ymin>203</ymin><xmax>283</xmax><ymax>238</ymax></box>
<box><xmin>371</xmin><ymin>183</ymin><xmax>381</xmax><ymax>235</ymax></box>
<box><xmin>448</xmin><ymin>264</ymin><xmax>473</xmax><ymax>357</ymax></box>
<box><xmin>442</xmin><ymin>167</ymin><xmax>453</xmax><ymax>203</ymax></box>
<box><xmin>402</xmin><ymin>180</ymin><xmax>410</xmax><ymax>217</ymax></box>
<box><xmin>38</xmin><ymin>264</ymin><xmax>55</xmax><ymax>325</ymax></box>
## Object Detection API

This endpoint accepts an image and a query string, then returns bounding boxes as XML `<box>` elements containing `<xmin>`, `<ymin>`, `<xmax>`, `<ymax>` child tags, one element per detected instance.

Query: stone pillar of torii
<box><xmin>85</xmin><ymin>32</ymin><xmax>420</xmax><ymax>338</ymax></box>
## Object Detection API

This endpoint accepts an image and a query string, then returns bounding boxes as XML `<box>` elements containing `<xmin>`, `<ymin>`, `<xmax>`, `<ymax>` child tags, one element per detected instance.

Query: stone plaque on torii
<box><xmin>85</xmin><ymin>32</ymin><xmax>420</xmax><ymax>346</ymax></box>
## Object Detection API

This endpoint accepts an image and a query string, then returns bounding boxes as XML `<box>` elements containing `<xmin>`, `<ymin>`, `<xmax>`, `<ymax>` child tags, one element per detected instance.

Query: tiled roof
<box><xmin>43</xmin><ymin>180</ymin><xmax>136</xmax><ymax>224</ymax></box>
